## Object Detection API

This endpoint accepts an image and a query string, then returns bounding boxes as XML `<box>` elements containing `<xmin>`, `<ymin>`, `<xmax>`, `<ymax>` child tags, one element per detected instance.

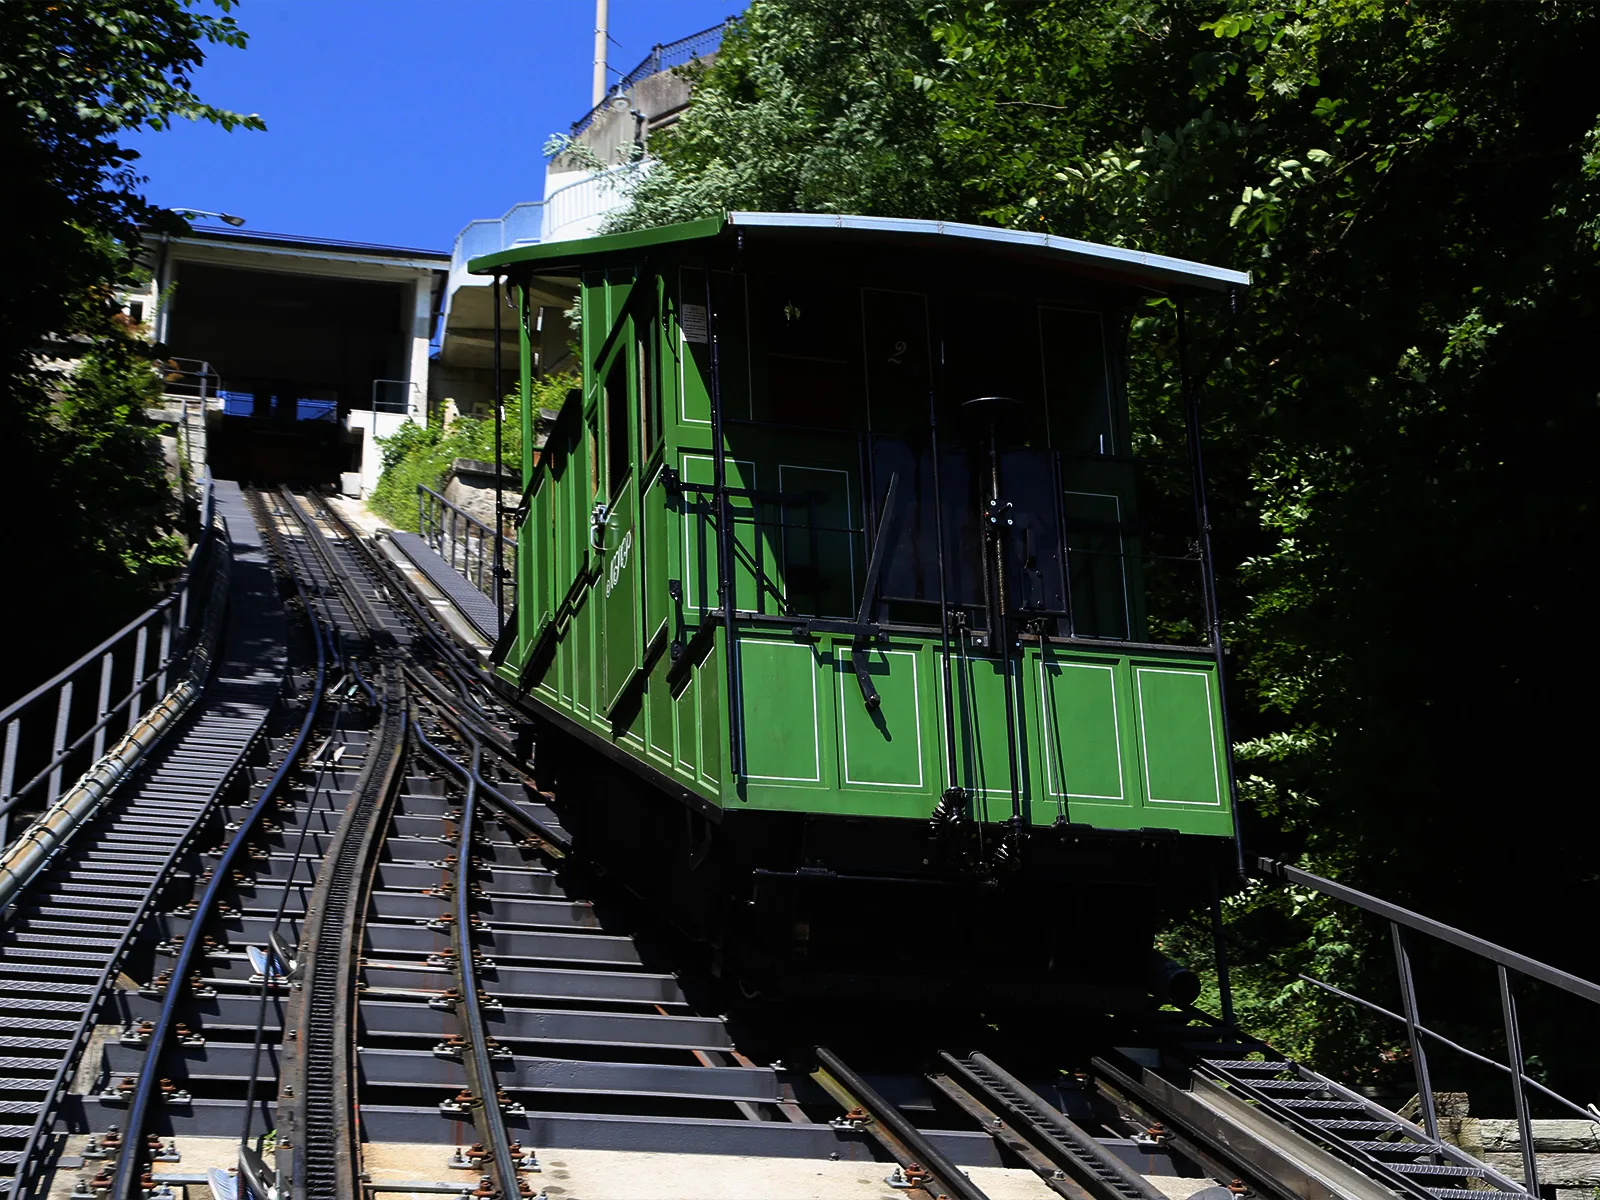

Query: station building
<box><xmin>128</xmin><ymin>229</ymin><xmax>447</xmax><ymax>496</ymax></box>
<box><xmin>131</xmin><ymin>20</ymin><xmax>726</xmax><ymax>497</ymax></box>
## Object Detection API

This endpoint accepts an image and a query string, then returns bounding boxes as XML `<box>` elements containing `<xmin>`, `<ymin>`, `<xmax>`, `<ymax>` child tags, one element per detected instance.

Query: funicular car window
<box><xmin>1041</xmin><ymin>307</ymin><xmax>1130</xmax><ymax>637</ymax></box>
<box><xmin>1040</xmin><ymin>307</ymin><xmax>1115</xmax><ymax>455</ymax></box>
<box><xmin>860</xmin><ymin>297</ymin><xmax>1132</xmax><ymax>636</ymax></box>
<box><xmin>862</xmin><ymin>288</ymin><xmax>930</xmax><ymax>432</ymax></box>
<box><xmin>872</xmin><ymin>437</ymin><xmax>985</xmax><ymax>620</ymax></box>
<box><xmin>759</xmin><ymin>276</ymin><xmax>858</xmax><ymax>428</ymax></box>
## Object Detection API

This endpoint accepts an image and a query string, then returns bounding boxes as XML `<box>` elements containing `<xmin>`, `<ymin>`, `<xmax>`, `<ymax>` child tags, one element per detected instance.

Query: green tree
<box><xmin>611</xmin><ymin>0</ymin><xmax>957</xmax><ymax>231</ymax></box>
<box><xmin>0</xmin><ymin>1</ymin><xmax>263</xmax><ymax>693</ymax></box>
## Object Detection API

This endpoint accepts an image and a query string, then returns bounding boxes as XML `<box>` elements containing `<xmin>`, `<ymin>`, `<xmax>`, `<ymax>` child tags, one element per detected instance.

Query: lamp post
<box><xmin>151</xmin><ymin>209</ymin><xmax>247</xmax><ymax>341</ymax></box>
<box><xmin>170</xmin><ymin>208</ymin><xmax>246</xmax><ymax>227</ymax></box>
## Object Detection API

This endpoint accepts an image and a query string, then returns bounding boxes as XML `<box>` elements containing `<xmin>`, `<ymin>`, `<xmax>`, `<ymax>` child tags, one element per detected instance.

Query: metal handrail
<box><xmin>370</xmin><ymin>378</ymin><xmax>420</xmax><ymax>415</ymax></box>
<box><xmin>0</xmin><ymin>475</ymin><xmax>217</xmax><ymax>842</ymax></box>
<box><xmin>570</xmin><ymin>18</ymin><xmax>734</xmax><ymax>138</ymax></box>
<box><xmin>1</xmin><ymin>493</ymin><xmax>232</xmax><ymax>1200</ymax></box>
<box><xmin>1256</xmin><ymin>857</ymin><xmax>1600</xmax><ymax>1194</ymax></box>
<box><xmin>1296</xmin><ymin>972</ymin><xmax>1600</xmax><ymax>1126</ymax></box>
<box><xmin>417</xmin><ymin>484</ymin><xmax>514</xmax><ymax>612</ymax></box>
<box><xmin>158</xmin><ymin>356</ymin><xmax>219</xmax><ymax>400</ymax></box>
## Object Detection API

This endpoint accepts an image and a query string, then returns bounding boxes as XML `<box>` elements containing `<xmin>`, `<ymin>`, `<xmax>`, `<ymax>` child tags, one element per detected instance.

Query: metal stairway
<box><xmin>0</xmin><ymin>481</ymin><xmax>287</xmax><ymax>1197</ymax></box>
<box><xmin>1199</xmin><ymin>1057</ymin><xmax>1530</xmax><ymax>1198</ymax></box>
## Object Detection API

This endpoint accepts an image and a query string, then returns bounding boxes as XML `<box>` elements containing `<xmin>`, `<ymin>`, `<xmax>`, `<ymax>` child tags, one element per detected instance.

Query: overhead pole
<box><xmin>493</xmin><ymin>274</ymin><xmax>505</xmax><ymax>634</ymax></box>
<box><xmin>593</xmin><ymin>0</ymin><xmax>609</xmax><ymax>106</ymax></box>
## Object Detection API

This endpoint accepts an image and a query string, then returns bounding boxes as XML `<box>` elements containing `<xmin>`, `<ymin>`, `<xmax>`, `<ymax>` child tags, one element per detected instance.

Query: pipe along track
<box><xmin>27</xmin><ymin>484</ymin><xmax>1496</xmax><ymax>1200</ymax></box>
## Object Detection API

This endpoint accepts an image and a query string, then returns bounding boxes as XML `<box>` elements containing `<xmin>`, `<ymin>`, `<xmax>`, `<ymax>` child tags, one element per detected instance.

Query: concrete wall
<box><xmin>429</xmin><ymin>361</ymin><xmax>499</xmax><ymax>420</ymax></box>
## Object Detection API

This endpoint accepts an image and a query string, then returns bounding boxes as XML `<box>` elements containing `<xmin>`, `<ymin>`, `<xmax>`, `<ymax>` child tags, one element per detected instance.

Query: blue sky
<box><xmin>125</xmin><ymin>0</ymin><xmax>738</xmax><ymax>251</ymax></box>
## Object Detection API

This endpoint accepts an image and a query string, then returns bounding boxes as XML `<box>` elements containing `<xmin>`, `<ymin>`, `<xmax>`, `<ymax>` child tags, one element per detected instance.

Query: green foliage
<box><xmin>368</xmin><ymin>373</ymin><xmax>577</xmax><ymax>532</ymax></box>
<box><xmin>613</xmin><ymin>0</ymin><xmax>1600</xmax><ymax>1090</ymax></box>
<box><xmin>610</xmin><ymin>0</ymin><xmax>958</xmax><ymax>232</ymax></box>
<box><xmin>55</xmin><ymin>335</ymin><xmax>184</xmax><ymax>586</ymax></box>
<box><xmin>367</xmin><ymin>414</ymin><xmax>503</xmax><ymax>533</ymax></box>
<box><xmin>0</xmin><ymin>0</ymin><xmax>263</xmax><ymax>694</ymax></box>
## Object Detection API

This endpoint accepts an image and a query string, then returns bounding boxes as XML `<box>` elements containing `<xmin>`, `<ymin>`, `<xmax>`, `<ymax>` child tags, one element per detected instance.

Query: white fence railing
<box><xmin>446</xmin><ymin>166</ymin><xmax>642</xmax><ymax>290</ymax></box>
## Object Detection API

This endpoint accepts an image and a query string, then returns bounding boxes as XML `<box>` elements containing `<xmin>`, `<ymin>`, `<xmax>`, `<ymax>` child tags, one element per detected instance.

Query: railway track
<box><xmin>67</xmin><ymin>487</ymin><xmax>798</xmax><ymax>1199</ymax></box>
<box><xmin>8</xmin><ymin>482</ymin><xmax>1535</xmax><ymax>1200</ymax></box>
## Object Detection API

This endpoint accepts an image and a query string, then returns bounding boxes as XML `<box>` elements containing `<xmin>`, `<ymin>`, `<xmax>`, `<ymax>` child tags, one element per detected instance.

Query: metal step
<box><xmin>1199</xmin><ymin>1057</ymin><xmax>1525</xmax><ymax>1200</ymax></box>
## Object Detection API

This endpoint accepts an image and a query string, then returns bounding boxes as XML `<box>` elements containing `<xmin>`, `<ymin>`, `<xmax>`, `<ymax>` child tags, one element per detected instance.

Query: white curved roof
<box><xmin>727</xmin><ymin>211</ymin><xmax>1251</xmax><ymax>293</ymax></box>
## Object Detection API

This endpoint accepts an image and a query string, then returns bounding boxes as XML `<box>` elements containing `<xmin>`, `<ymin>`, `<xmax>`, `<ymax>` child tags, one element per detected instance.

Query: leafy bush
<box><xmin>368</xmin><ymin>373</ymin><xmax>576</xmax><ymax>531</ymax></box>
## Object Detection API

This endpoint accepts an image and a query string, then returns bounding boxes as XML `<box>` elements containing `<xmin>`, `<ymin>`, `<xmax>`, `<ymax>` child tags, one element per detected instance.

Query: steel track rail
<box><xmin>279</xmin><ymin>490</ymin><xmax>387</xmax><ymax>645</ymax></box>
<box><xmin>446</xmin><ymin>742</ymin><xmax>528</xmax><ymax>1199</ymax></box>
<box><xmin>1086</xmin><ymin>1056</ymin><xmax>1282</xmax><ymax>1200</ymax></box>
<box><xmin>269</xmin><ymin>486</ymin><xmax>413</xmax><ymax>1199</ymax></box>
<box><xmin>404</xmin><ymin>661</ymin><xmax>525</xmax><ymax>776</ymax></box>
<box><xmin>924</xmin><ymin>1071</ymin><xmax>1093</xmax><ymax>1200</ymax></box>
<box><xmin>413</xmin><ymin>722</ymin><xmax>569</xmax><ymax>860</ymax></box>
<box><xmin>274</xmin><ymin>673</ymin><xmax>405</xmax><ymax>1199</ymax></box>
<box><xmin>941</xmin><ymin>1052</ymin><xmax>1168</xmax><ymax>1200</ymax></box>
<box><xmin>812</xmin><ymin>1045</ymin><xmax>992</xmax><ymax>1200</ymax></box>
<box><xmin>307</xmin><ymin>492</ymin><xmax>499</xmax><ymax>704</ymax></box>
<box><xmin>107</xmin><ymin>490</ymin><xmax>332</xmax><ymax>1200</ymax></box>
<box><xmin>280</xmin><ymin>489</ymin><xmax>546</xmax><ymax>1198</ymax></box>
<box><xmin>297</xmin><ymin>493</ymin><xmax>565</xmax><ymax>1197</ymax></box>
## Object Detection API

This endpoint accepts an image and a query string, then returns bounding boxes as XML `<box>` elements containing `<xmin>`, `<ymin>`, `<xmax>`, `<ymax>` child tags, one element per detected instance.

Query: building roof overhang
<box><xmin>157</xmin><ymin>225</ymin><xmax>450</xmax><ymax>274</ymax></box>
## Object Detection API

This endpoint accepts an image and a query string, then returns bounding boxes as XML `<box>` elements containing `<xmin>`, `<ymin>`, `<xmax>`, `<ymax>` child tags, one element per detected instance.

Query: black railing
<box><xmin>1256</xmin><ymin>857</ymin><xmax>1600</xmax><ymax>1195</ymax></box>
<box><xmin>570</xmin><ymin>19</ymin><xmax>735</xmax><ymax>138</ymax></box>
<box><xmin>669</xmin><ymin>435</ymin><xmax>1210</xmax><ymax>647</ymax></box>
<box><xmin>0</xmin><ymin>475</ymin><xmax>218</xmax><ymax>847</ymax></box>
<box><xmin>417</xmin><ymin>484</ymin><xmax>514</xmax><ymax>613</ymax></box>
<box><xmin>371</xmin><ymin>378</ymin><xmax>419</xmax><ymax>415</ymax></box>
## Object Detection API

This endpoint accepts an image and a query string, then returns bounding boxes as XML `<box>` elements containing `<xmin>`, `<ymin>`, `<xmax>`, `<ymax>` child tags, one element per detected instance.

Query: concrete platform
<box><xmin>362</xmin><ymin>1141</ymin><xmax>1065</xmax><ymax>1200</ymax></box>
<box><xmin>47</xmin><ymin>1135</ymin><xmax>1220</xmax><ymax>1200</ymax></box>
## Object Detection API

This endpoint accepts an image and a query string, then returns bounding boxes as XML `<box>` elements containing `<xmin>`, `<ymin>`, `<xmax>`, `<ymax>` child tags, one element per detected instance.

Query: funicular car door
<box><xmin>596</xmin><ymin>321</ymin><xmax>642</xmax><ymax>715</ymax></box>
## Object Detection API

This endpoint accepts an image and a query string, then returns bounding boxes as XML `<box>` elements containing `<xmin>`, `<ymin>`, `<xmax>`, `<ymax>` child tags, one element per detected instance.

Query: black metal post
<box><xmin>1176</xmin><ymin>298</ymin><xmax>1245</xmax><ymax>878</ymax></box>
<box><xmin>492</xmin><ymin>274</ymin><xmax>506</xmax><ymax>634</ymax></box>
<box><xmin>1390</xmin><ymin>923</ymin><xmax>1440</xmax><ymax>1143</ymax></box>
<box><xmin>1051</xmin><ymin>449</ymin><xmax>1076</xmax><ymax>636</ymax></box>
<box><xmin>1498</xmin><ymin>965</ymin><xmax>1540</xmax><ymax>1194</ymax></box>
<box><xmin>980</xmin><ymin>416</ymin><xmax>1024</xmax><ymax>837</ymax></box>
<box><xmin>1209</xmin><ymin>867</ymin><xmax>1235</xmax><ymax>1030</ymax></box>
<box><xmin>928</xmin><ymin>339</ymin><xmax>961</xmax><ymax>800</ymax></box>
<box><xmin>705</xmin><ymin>269</ymin><xmax>741</xmax><ymax>776</ymax></box>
